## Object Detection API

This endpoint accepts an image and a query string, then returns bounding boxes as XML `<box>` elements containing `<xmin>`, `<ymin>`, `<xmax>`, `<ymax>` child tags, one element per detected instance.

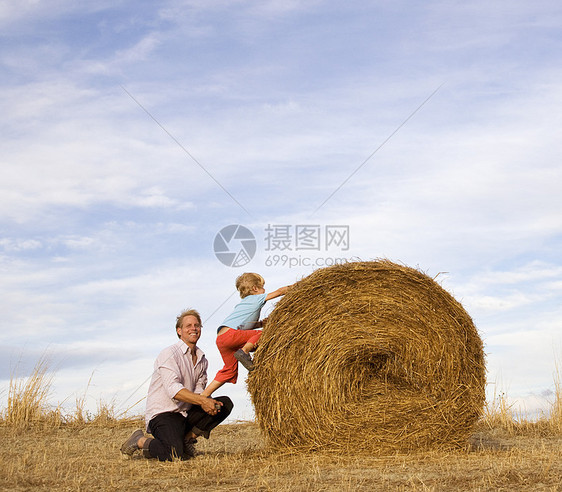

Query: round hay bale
<box><xmin>248</xmin><ymin>260</ymin><xmax>486</xmax><ymax>454</ymax></box>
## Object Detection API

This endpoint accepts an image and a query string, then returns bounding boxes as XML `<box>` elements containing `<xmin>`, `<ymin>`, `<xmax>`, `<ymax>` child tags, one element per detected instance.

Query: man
<box><xmin>120</xmin><ymin>308</ymin><xmax>233</xmax><ymax>460</ymax></box>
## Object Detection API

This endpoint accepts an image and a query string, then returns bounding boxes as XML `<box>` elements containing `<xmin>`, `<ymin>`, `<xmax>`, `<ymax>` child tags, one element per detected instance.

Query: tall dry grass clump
<box><xmin>481</xmin><ymin>360</ymin><xmax>562</xmax><ymax>437</ymax></box>
<box><xmin>248</xmin><ymin>260</ymin><xmax>486</xmax><ymax>454</ymax></box>
<box><xmin>1</xmin><ymin>356</ymin><xmax>60</xmax><ymax>428</ymax></box>
<box><xmin>549</xmin><ymin>362</ymin><xmax>562</xmax><ymax>434</ymax></box>
<box><xmin>1</xmin><ymin>360</ymin><xmax>136</xmax><ymax>430</ymax></box>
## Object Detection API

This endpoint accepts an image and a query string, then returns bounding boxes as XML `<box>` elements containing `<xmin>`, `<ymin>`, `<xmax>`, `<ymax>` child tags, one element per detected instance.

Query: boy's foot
<box><xmin>120</xmin><ymin>429</ymin><xmax>144</xmax><ymax>456</ymax></box>
<box><xmin>234</xmin><ymin>349</ymin><xmax>255</xmax><ymax>371</ymax></box>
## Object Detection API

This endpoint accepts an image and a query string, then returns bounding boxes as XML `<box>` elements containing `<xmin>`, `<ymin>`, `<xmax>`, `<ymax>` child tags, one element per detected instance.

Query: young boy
<box><xmin>201</xmin><ymin>273</ymin><xmax>291</xmax><ymax>397</ymax></box>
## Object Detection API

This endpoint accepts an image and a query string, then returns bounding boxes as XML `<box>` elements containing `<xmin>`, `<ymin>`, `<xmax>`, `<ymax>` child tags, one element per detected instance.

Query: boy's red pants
<box><xmin>214</xmin><ymin>328</ymin><xmax>262</xmax><ymax>383</ymax></box>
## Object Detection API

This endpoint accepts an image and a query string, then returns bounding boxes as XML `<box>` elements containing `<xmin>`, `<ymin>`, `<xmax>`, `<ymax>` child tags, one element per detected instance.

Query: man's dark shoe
<box><xmin>120</xmin><ymin>429</ymin><xmax>144</xmax><ymax>456</ymax></box>
<box><xmin>183</xmin><ymin>437</ymin><xmax>198</xmax><ymax>459</ymax></box>
<box><xmin>234</xmin><ymin>349</ymin><xmax>255</xmax><ymax>371</ymax></box>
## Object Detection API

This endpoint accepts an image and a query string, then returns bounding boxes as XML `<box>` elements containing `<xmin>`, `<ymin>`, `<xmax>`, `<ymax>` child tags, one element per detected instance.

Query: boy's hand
<box><xmin>265</xmin><ymin>285</ymin><xmax>291</xmax><ymax>301</ymax></box>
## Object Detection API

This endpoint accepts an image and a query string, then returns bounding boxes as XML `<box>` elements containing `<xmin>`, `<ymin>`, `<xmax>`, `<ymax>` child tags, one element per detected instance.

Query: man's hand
<box><xmin>173</xmin><ymin>389</ymin><xmax>223</xmax><ymax>416</ymax></box>
<box><xmin>200</xmin><ymin>396</ymin><xmax>222</xmax><ymax>415</ymax></box>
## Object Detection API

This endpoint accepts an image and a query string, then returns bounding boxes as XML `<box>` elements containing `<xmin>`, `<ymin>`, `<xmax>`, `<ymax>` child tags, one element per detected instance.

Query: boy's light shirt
<box><xmin>145</xmin><ymin>339</ymin><xmax>208</xmax><ymax>431</ymax></box>
<box><xmin>220</xmin><ymin>293</ymin><xmax>267</xmax><ymax>330</ymax></box>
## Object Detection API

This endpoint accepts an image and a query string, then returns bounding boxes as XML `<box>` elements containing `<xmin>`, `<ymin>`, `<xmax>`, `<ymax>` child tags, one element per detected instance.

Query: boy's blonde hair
<box><xmin>236</xmin><ymin>273</ymin><xmax>265</xmax><ymax>298</ymax></box>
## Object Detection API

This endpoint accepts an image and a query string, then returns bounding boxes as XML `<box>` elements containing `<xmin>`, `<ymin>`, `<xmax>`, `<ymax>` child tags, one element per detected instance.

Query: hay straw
<box><xmin>248</xmin><ymin>260</ymin><xmax>486</xmax><ymax>454</ymax></box>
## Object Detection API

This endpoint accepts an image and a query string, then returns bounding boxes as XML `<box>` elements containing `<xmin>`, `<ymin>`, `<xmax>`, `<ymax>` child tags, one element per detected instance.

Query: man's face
<box><xmin>177</xmin><ymin>315</ymin><xmax>202</xmax><ymax>345</ymax></box>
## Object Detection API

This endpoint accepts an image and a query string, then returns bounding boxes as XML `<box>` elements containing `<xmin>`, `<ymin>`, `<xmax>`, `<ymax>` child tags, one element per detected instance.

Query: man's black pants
<box><xmin>146</xmin><ymin>396</ymin><xmax>233</xmax><ymax>461</ymax></box>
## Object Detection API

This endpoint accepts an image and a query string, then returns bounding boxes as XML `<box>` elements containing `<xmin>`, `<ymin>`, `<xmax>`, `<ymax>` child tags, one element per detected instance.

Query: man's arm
<box><xmin>158</xmin><ymin>348</ymin><xmax>219</xmax><ymax>415</ymax></box>
<box><xmin>173</xmin><ymin>388</ymin><xmax>222</xmax><ymax>415</ymax></box>
<box><xmin>265</xmin><ymin>284</ymin><xmax>292</xmax><ymax>301</ymax></box>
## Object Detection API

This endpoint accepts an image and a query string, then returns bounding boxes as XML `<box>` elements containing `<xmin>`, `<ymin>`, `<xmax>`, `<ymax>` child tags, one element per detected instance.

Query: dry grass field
<box><xmin>1</xmin><ymin>362</ymin><xmax>561</xmax><ymax>491</ymax></box>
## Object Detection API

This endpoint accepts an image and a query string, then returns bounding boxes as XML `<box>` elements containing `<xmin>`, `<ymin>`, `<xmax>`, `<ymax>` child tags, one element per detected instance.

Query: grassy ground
<box><xmin>1</xmin><ymin>419</ymin><xmax>561</xmax><ymax>491</ymax></box>
<box><xmin>1</xmin><ymin>362</ymin><xmax>561</xmax><ymax>491</ymax></box>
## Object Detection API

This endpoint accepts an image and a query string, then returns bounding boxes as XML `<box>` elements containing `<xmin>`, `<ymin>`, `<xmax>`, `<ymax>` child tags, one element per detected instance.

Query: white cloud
<box><xmin>0</xmin><ymin>0</ymin><xmax>120</xmax><ymax>32</ymax></box>
<box><xmin>0</xmin><ymin>0</ymin><xmax>67</xmax><ymax>25</ymax></box>
<box><xmin>1</xmin><ymin>81</ymin><xmax>204</xmax><ymax>222</ymax></box>
<box><xmin>0</xmin><ymin>238</ymin><xmax>42</xmax><ymax>252</ymax></box>
<box><xmin>464</xmin><ymin>293</ymin><xmax>536</xmax><ymax>312</ymax></box>
<box><xmin>475</xmin><ymin>262</ymin><xmax>562</xmax><ymax>286</ymax></box>
<box><xmin>114</xmin><ymin>32</ymin><xmax>162</xmax><ymax>63</ymax></box>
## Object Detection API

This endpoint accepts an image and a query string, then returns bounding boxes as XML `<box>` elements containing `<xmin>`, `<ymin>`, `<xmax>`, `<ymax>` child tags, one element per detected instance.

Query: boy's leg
<box><xmin>235</xmin><ymin>331</ymin><xmax>262</xmax><ymax>370</ymax></box>
<box><xmin>241</xmin><ymin>341</ymin><xmax>256</xmax><ymax>353</ymax></box>
<box><xmin>214</xmin><ymin>329</ymin><xmax>262</xmax><ymax>384</ymax></box>
<box><xmin>201</xmin><ymin>379</ymin><xmax>224</xmax><ymax>397</ymax></box>
<box><xmin>186</xmin><ymin>396</ymin><xmax>234</xmax><ymax>439</ymax></box>
<box><xmin>244</xmin><ymin>331</ymin><xmax>261</xmax><ymax>352</ymax></box>
<box><xmin>145</xmin><ymin>412</ymin><xmax>188</xmax><ymax>461</ymax></box>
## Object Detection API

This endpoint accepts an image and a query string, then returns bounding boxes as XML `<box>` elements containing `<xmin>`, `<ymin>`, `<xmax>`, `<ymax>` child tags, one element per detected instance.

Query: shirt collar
<box><xmin>176</xmin><ymin>339</ymin><xmax>203</xmax><ymax>358</ymax></box>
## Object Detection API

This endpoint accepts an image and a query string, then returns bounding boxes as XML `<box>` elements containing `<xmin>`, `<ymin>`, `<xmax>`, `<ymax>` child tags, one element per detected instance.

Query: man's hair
<box><xmin>235</xmin><ymin>273</ymin><xmax>265</xmax><ymax>298</ymax></box>
<box><xmin>175</xmin><ymin>308</ymin><xmax>202</xmax><ymax>338</ymax></box>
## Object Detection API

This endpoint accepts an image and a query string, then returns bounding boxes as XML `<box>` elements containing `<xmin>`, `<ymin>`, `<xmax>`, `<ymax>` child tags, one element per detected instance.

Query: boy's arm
<box><xmin>265</xmin><ymin>284</ymin><xmax>292</xmax><ymax>301</ymax></box>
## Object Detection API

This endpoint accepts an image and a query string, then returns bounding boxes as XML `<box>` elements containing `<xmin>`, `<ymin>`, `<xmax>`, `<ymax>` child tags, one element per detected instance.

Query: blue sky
<box><xmin>1</xmin><ymin>0</ymin><xmax>561</xmax><ymax>421</ymax></box>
